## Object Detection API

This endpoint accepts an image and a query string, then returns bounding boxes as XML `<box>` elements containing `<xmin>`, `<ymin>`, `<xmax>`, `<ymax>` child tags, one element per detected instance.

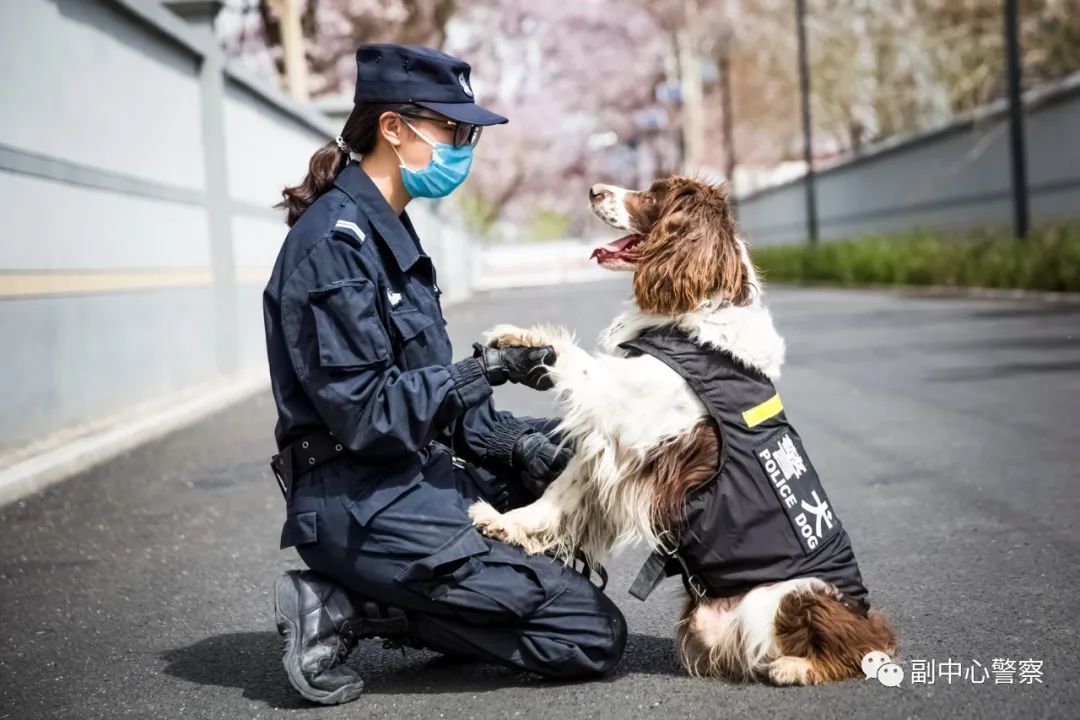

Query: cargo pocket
<box><xmin>280</xmin><ymin>510</ymin><xmax>318</xmax><ymax>549</ymax></box>
<box><xmin>345</xmin><ymin>473</ymin><xmax>438</xmax><ymax>556</ymax></box>
<box><xmin>309</xmin><ymin>279</ymin><xmax>390</xmax><ymax>370</ymax></box>
<box><xmin>397</xmin><ymin>528</ymin><xmax>490</xmax><ymax>591</ymax></box>
<box><xmin>346</xmin><ymin>472</ymin><xmax>424</xmax><ymax>527</ymax></box>
<box><xmin>398</xmin><ymin>531</ymin><xmax>566</xmax><ymax>622</ymax></box>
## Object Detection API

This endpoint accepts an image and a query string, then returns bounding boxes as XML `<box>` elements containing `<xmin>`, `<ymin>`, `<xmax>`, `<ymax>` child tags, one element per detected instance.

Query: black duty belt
<box><xmin>270</xmin><ymin>429</ymin><xmax>345</xmax><ymax>499</ymax></box>
<box><xmin>270</xmin><ymin>430</ymin><xmax>611</xmax><ymax>591</ymax></box>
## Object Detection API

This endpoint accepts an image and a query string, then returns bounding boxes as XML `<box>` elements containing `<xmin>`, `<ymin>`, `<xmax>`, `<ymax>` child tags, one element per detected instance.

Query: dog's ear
<box><xmin>633</xmin><ymin>180</ymin><xmax>747</xmax><ymax>316</ymax></box>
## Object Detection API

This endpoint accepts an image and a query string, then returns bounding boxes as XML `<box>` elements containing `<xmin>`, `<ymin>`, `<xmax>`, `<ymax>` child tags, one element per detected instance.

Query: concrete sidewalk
<box><xmin>1</xmin><ymin>279</ymin><xmax>1077</xmax><ymax>719</ymax></box>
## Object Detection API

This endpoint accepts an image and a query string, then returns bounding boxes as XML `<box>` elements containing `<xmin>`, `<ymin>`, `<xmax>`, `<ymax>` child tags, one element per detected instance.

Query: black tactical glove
<box><xmin>511</xmin><ymin>431</ymin><xmax>573</xmax><ymax>497</ymax></box>
<box><xmin>472</xmin><ymin>342</ymin><xmax>557</xmax><ymax>391</ymax></box>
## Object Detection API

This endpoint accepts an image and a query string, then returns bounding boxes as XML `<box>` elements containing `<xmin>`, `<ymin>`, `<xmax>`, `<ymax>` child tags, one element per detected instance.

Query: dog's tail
<box><xmin>769</xmin><ymin>581</ymin><xmax>896</xmax><ymax>685</ymax></box>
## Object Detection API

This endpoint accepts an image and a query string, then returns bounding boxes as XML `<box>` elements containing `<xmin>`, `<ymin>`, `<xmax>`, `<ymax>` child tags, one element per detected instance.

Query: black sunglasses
<box><xmin>399</xmin><ymin>112</ymin><xmax>483</xmax><ymax>149</ymax></box>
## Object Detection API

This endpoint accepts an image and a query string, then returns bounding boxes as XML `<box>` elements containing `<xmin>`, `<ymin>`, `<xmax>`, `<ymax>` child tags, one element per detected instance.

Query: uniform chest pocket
<box><xmin>389</xmin><ymin>306</ymin><xmax>435</xmax><ymax>342</ymax></box>
<box><xmin>309</xmin><ymin>279</ymin><xmax>390</xmax><ymax>370</ymax></box>
<box><xmin>388</xmin><ymin>303</ymin><xmax>450</xmax><ymax>366</ymax></box>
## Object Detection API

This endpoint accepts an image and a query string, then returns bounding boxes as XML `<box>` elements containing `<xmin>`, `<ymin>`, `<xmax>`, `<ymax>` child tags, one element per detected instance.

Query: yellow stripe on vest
<box><xmin>742</xmin><ymin>393</ymin><xmax>783</xmax><ymax>428</ymax></box>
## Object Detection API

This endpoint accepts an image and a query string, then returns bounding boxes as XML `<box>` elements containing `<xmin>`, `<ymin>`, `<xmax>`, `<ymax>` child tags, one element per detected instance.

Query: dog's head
<box><xmin>589</xmin><ymin>176</ymin><xmax>754</xmax><ymax>316</ymax></box>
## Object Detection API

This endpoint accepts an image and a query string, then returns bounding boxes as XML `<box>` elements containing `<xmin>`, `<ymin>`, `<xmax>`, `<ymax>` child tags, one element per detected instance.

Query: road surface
<box><xmin>2</xmin><ymin>280</ymin><xmax>1078</xmax><ymax>719</ymax></box>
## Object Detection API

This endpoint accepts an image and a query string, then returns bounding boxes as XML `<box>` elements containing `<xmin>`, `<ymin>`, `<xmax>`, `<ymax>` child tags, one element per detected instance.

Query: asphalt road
<box><xmin>2</xmin><ymin>280</ymin><xmax>1079</xmax><ymax>719</ymax></box>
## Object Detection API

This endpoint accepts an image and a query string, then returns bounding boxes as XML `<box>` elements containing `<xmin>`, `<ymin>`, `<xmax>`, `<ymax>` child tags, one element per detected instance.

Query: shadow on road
<box><xmin>161</xmin><ymin>631</ymin><xmax>679</xmax><ymax>707</ymax></box>
<box><xmin>160</xmin><ymin>631</ymin><xmax>311</xmax><ymax>709</ymax></box>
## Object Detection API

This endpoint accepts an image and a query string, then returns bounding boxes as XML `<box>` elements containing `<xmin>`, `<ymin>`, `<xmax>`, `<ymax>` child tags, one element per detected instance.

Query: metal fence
<box><xmin>736</xmin><ymin>73</ymin><xmax>1080</xmax><ymax>246</ymax></box>
<box><xmin>0</xmin><ymin>0</ymin><xmax>471</xmax><ymax>453</ymax></box>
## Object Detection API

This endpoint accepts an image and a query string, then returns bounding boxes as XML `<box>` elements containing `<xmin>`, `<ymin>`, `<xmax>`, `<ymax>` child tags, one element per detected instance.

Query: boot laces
<box><xmin>334</xmin><ymin>623</ymin><xmax>358</xmax><ymax>663</ymax></box>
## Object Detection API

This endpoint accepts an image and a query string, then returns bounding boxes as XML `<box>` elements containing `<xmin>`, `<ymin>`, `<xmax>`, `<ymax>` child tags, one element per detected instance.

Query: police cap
<box><xmin>353</xmin><ymin>44</ymin><xmax>508</xmax><ymax>126</ymax></box>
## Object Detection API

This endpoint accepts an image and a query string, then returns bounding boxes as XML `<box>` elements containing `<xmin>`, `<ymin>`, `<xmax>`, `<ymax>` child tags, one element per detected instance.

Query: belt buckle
<box><xmin>270</xmin><ymin>450</ymin><xmax>294</xmax><ymax>500</ymax></box>
<box><xmin>432</xmin><ymin>441</ymin><xmax>466</xmax><ymax>469</ymax></box>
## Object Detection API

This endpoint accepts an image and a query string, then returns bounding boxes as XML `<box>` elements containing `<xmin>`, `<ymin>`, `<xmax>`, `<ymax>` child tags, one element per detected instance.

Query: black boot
<box><xmin>273</xmin><ymin>569</ymin><xmax>411</xmax><ymax>705</ymax></box>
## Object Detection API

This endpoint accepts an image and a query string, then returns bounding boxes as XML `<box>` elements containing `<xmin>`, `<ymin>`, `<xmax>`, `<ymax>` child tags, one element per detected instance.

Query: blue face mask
<box><xmin>394</xmin><ymin>117</ymin><xmax>474</xmax><ymax>199</ymax></box>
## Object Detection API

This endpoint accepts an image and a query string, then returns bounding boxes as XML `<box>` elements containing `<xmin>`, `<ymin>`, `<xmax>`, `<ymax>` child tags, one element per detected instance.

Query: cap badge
<box><xmin>458</xmin><ymin>72</ymin><xmax>474</xmax><ymax>98</ymax></box>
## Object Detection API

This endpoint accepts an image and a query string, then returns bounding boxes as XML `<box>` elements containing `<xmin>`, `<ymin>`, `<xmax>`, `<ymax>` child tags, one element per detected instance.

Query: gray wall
<box><xmin>736</xmin><ymin>75</ymin><xmax>1080</xmax><ymax>246</ymax></box>
<box><xmin>0</xmin><ymin>0</ymin><xmax>471</xmax><ymax>452</ymax></box>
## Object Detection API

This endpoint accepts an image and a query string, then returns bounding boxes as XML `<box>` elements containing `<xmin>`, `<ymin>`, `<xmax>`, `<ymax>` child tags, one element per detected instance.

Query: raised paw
<box><xmin>482</xmin><ymin>324</ymin><xmax>549</xmax><ymax>350</ymax></box>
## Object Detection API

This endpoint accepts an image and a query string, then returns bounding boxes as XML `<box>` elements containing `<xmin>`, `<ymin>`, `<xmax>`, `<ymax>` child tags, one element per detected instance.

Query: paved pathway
<box><xmin>2</xmin><ymin>280</ymin><xmax>1078</xmax><ymax>718</ymax></box>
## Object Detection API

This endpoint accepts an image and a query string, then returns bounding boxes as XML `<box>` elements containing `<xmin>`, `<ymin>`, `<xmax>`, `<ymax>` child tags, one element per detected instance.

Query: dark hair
<box><xmin>278</xmin><ymin>101</ymin><xmax>417</xmax><ymax>227</ymax></box>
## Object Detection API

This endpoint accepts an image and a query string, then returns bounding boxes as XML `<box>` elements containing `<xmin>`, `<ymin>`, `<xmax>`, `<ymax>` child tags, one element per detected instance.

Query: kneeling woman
<box><xmin>263</xmin><ymin>44</ymin><xmax>626</xmax><ymax>704</ymax></box>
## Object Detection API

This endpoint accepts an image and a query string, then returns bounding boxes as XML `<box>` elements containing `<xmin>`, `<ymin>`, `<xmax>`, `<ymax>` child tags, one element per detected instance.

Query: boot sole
<box><xmin>274</xmin><ymin>573</ymin><xmax>365</xmax><ymax>705</ymax></box>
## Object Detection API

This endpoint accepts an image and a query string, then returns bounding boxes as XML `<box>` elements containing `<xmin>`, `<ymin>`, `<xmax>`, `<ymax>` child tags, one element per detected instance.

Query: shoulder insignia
<box><xmin>333</xmin><ymin>219</ymin><xmax>366</xmax><ymax>243</ymax></box>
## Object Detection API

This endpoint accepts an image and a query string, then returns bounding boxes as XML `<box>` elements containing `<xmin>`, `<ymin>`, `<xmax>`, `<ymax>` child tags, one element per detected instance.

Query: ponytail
<box><xmin>277</xmin><ymin>101</ymin><xmax>418</xmax><ymax>227</ymax></box>
<box><xmin>278</xmin><ymin>142</ymin><xmax>345</xmax><ymax>227</ymax></box>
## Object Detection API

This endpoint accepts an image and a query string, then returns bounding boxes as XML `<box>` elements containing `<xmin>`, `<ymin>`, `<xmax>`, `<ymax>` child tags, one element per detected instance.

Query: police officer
<box><xmin>263</xmin><ymin>44</ymin><xmax>626</xmax><ymax>705</ymax></box>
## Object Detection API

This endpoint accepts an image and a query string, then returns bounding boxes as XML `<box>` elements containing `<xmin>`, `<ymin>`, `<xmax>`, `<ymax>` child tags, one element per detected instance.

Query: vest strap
<box><xmin>629</xmin><ymin>551</ymin><xmax>669</xmax><ymax>601</ymax></box>
<box><xmin>630</xmin><ymin>546</ymin><xmax>711</xmax><ymax>601</ymax></box>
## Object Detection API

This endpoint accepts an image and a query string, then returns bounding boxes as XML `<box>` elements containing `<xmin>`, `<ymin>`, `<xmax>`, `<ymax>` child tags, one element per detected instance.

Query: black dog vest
<box><xmin>619</xmin><ymin>327</ymin><xmax>869</xmax><ymax>610</ymax></box>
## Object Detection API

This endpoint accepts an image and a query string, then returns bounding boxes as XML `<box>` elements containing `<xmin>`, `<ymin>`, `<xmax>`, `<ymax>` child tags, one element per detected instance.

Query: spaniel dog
<box><xmin>469</xmin><ymin>176</ymin><xmax>897</xmax><ymax>685</ymax></box>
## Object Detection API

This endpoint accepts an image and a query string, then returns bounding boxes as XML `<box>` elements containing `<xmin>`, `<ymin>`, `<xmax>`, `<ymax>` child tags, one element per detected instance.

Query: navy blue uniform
<box><xmin>263</xmin><ymin>162</ymin><xmax>625</xmax><ymax>677</ymax></box>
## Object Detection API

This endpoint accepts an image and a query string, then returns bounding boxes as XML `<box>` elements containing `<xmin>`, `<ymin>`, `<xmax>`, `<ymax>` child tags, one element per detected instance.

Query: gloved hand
<box><xmin>512</xmin><ymin>431</ymin><xmax>573</xmax><ymax>497</ymax></box>
<box><xmin>472</xmin><ymin>342</ymin><xmax>557</xmax><ymax>391</ymax></box>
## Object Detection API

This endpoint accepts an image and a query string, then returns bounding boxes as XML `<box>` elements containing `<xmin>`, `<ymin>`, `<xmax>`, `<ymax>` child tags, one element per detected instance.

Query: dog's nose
<box><xmin>590</xmin><ymin>184</ymin><xmax>612</xmax><ymax>202</ymax></box>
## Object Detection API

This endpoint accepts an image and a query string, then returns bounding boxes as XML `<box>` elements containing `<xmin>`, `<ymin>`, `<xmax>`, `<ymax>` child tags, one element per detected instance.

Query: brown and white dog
<box><xmin>469</xmin><ymin>176</ymin><xmax>896</xmax><ymax>685</ymax></box>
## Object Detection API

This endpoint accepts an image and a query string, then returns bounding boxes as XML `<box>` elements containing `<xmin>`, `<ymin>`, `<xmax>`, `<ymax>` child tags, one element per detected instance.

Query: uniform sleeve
<box><xmin>446</xmin><ymin>405</ymin><xmax>565</xmax><ymax>467</ymax></box>
<box><xmin>445</xmin><ymin>401</ymin><xmax>532</xmax><ymax>466</ymax></box>
<box><xmin>281</xmin><ymin>268</ymin><xmax>491</xmax><ymax>461</ymax></box>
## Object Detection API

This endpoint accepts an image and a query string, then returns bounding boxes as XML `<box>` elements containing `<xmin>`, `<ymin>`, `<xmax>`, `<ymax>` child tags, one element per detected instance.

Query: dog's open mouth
<box><xmin>590</xmin><ymin>234</ymin><xmax>642</xmax><ymax>266</ymax></box>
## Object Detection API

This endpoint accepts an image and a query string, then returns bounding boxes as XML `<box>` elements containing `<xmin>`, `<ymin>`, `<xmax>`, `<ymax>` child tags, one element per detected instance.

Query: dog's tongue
<box><xmin>591</xmin><ymin>234</ymin><xmax>642</xmax><ymax>263</ymax></box>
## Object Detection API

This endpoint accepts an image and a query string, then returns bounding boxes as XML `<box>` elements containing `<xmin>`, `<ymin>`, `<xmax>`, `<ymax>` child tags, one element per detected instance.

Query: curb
<box><xmin>771</xmin><ymin>282</ymin><xmax>1080</xmax><ymax>304</ymax></box>
<box><xmin>892</xmin><ymin>285</ymin><xmax>1080</xmax><ymax>303</ymax></box>
<box><xmin>0</xmin><ymin>375</ymin><xmax>269</xmax><ymax>507</ymax></box>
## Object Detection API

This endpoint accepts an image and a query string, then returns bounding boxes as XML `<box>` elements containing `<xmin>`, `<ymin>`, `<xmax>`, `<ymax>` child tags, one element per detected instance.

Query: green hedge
<box><xmin>751</xmin><ymin>225</ymin><xmax>1080</xmax><ymax>293</ymax></box>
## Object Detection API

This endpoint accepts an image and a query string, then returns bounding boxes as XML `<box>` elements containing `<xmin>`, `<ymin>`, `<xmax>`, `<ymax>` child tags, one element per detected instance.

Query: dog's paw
<box><xmin>469</xmin><ymin>501</ymin><xmax>507</xmax><ymax>540</ymax></box>
<box><xmin>483</xmin><ymin>323</ymin><xmax>576</xmax><ymax>353</ymax></box>
<box><xmin>482</xmin><ymin>324</ymin><xmax>548</xmax><ymax>350</ymax></box>
<box><xmin>468</xmin><ymin>502</ymin><xmax>551</xmax><ymax>554</ymax></box>
<box><xmin>767</xmin><ymin>656</ymin><xmax>814</xmax><ymax>686</ymax></box>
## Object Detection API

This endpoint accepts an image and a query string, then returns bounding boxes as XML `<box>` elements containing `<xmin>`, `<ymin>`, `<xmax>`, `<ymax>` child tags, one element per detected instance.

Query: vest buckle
<box><xmin>687</xmin><ymin>573</ymin><xmax>708</xmax><ymax>599</ymax></box>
